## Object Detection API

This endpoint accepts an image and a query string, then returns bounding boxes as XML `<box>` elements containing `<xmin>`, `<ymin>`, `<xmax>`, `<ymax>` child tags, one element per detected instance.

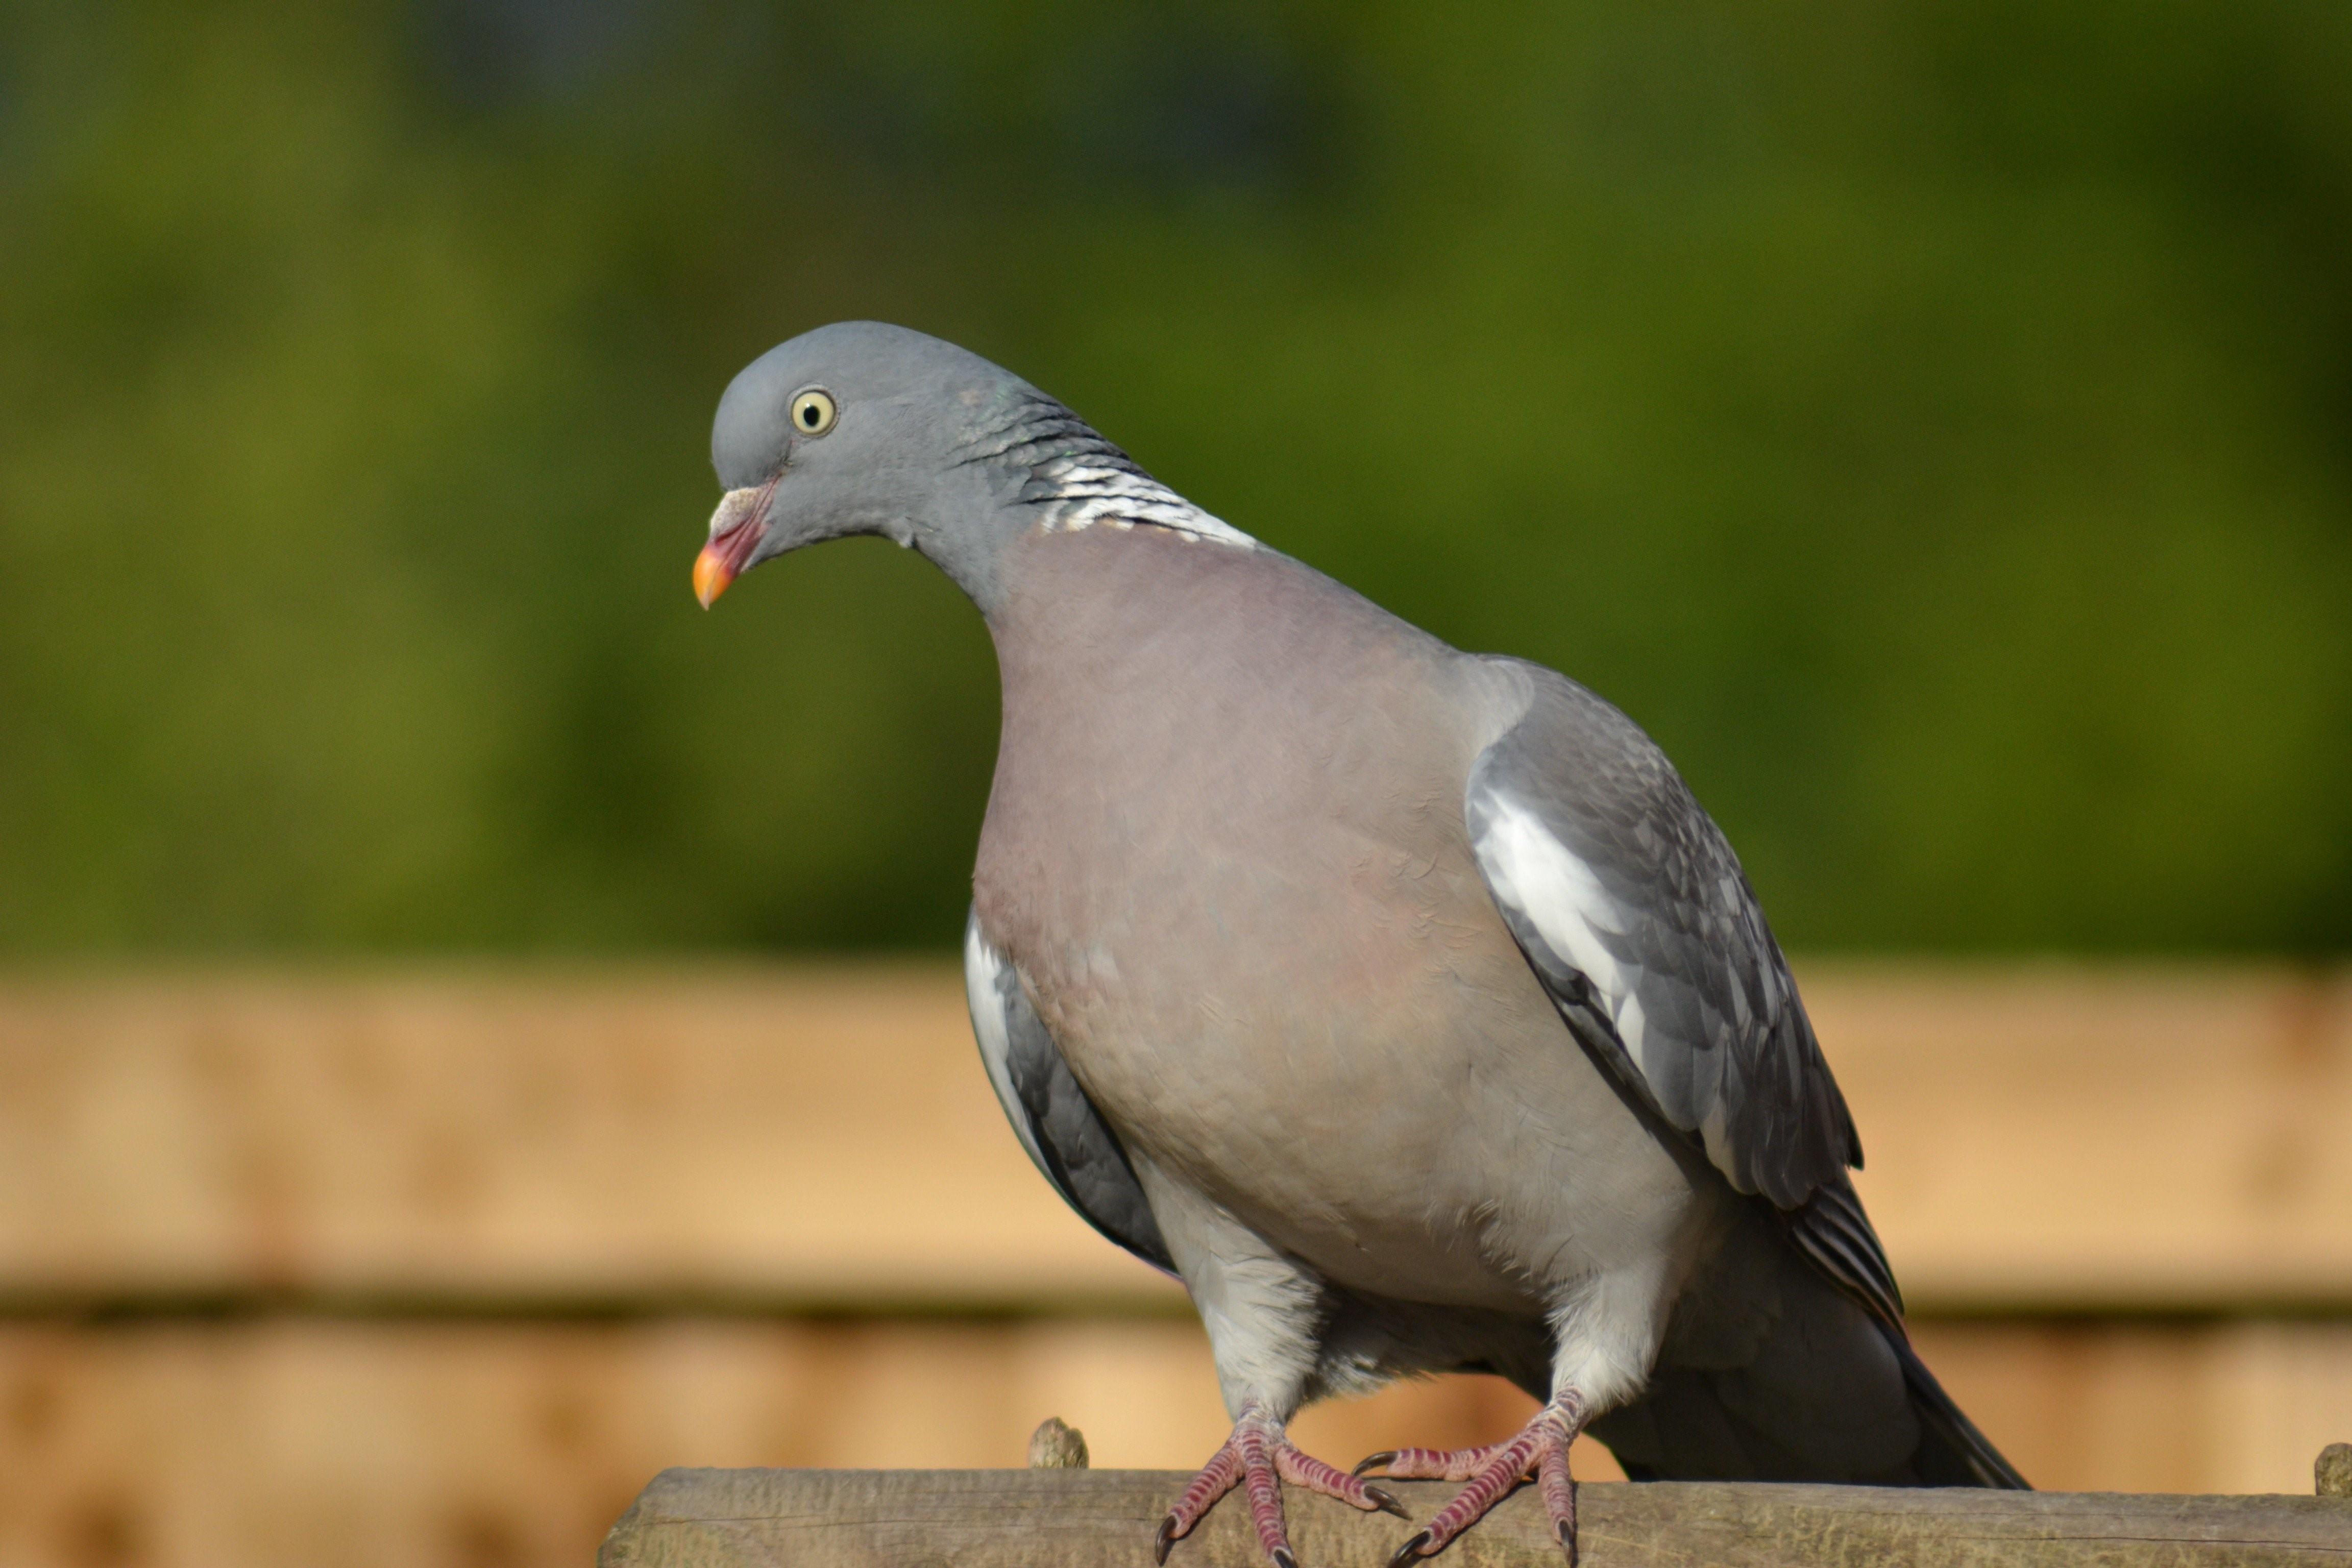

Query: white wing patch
<box><xmin>963</xmin><ymin>917</ymin><xmax>1053</xmax><ymax>1179</ymax></box>
<box><xmin>1031</xmin><ymin>456</ymin><xmax>1257</xmax><ymax>548</ymax></box>
<box><xmin>1473</xmin><ymin>797</ymin><xmax>1651</xmax><ymax>1074</ymax></box>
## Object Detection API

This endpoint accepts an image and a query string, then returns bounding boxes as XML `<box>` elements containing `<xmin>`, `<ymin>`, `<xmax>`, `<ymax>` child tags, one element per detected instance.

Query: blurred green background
<box><xmin>2</xmin><ymin>0</ymin><xmax>2348</xmax><ymax>956</ymax></box>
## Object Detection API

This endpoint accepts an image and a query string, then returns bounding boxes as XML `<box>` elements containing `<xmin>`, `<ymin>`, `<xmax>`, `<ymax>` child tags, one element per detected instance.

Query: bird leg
<box><xmin>1359</xmin><ymin>1394</ymin><xmax>1583</xmax><ymax>1564</ymax></box>
<box><xmin>1157</xmin><ymin>1401</ymin><xmax>1408</xmax><ymax>1568</ymax></box>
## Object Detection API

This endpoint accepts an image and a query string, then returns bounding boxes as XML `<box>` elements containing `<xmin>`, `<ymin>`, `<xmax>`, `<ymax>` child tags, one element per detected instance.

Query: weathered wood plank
<box><xmin>1</xmin><ymin>967</ymin><xmax>2347</xmax><ymax>1310</ymax></box>
<box><xmin>597</xmin><ymin>1468</ymin><xmax>2352</xmax><ymax>1568</ymax></box>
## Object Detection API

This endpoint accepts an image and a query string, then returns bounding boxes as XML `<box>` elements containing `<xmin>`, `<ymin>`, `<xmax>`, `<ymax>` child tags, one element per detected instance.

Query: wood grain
<box><xmin>598</xmin><ymin>1467</ymin><xmax>2352</xmax><ymax>1568</ymax></box>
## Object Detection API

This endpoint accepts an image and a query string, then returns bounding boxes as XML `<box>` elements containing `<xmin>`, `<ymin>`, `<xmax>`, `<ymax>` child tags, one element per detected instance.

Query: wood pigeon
<box><xmin>692</xmin><ymin>321</ymin><xmax>2025</xmax><ymax>1567</ymax></box>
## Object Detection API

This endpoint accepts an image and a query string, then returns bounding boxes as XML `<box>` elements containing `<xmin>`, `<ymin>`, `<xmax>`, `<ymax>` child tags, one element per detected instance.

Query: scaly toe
<box><xmin>1359</xmin><ymin>1442</ymin><xmax>1505</xmax><ymax>1482</ymax></box>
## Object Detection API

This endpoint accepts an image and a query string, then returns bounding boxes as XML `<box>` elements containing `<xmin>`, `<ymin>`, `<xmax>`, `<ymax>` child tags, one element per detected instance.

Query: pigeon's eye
<box><xmin>789</xmin><ymin>389</ymin><xmax>838</xmax><ymax>437</ymax></box>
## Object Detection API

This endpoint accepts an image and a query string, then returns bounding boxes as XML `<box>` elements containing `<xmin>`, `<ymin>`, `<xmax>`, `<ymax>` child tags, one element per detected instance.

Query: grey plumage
<box><xmin>1464</xmin><ymin>662</ymin><xmax>1857</xmax><ymax>1211</ymax></box>
<box><xmin>967</xmin><ymin>911</ymin><xmax>1173</xmax><ymax>1274</ymax></box>
<box><xmin>1457</xmin><ymin>661</ymin><xmax>2018</xmax><ymax>1485</ymax></box>
<box><xmin>696</xmin><ymin>322</ymin><xmax>2026</xmax><ymax>1542</ymax></box>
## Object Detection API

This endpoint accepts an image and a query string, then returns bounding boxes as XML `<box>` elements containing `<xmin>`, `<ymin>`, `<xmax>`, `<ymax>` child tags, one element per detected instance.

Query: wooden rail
<box><xmin>599</xmin><ymin>1467</ymin><xmax>2352</xmax><ymax>1567</ymax></box>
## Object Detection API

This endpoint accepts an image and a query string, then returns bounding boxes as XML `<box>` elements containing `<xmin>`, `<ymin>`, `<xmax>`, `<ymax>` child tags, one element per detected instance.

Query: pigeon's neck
<box><xmin>1012</xmin><ymin>451</ymin><xmax>1256</xmax><ymax>553</ymax></box>
<box><xmin>905</xmin><ymin>394</ymin><xmax>1254</xmax><ymax>617</ymax></box>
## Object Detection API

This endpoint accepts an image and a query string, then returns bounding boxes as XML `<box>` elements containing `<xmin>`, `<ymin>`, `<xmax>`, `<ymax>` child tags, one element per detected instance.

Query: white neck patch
<box><xmin>1031</xmin><ymin>455</ymin><xmax>1257</xmax><ymax>548</ymax></box>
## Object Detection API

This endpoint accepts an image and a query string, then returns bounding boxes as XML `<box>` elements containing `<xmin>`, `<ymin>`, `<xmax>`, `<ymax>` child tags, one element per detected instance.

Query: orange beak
<box><xmin>692</xmin><ymin>544</ymin><xmax>736</xmax><ymax>608</ymax></box>
<box><xmin>694</xmin><ymin>483</ymin><xmax>775</xmax><ymax>608</ymax></box>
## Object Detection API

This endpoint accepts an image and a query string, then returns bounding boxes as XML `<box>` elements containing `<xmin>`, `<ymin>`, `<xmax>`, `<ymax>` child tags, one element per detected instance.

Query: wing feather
<box><xmin>1465</xmin><ymin>659</ymin><xmax>1858</xmax><ymax>1210</ymax></box>
<box><xmin>964</xmin><ymin>910</ymin><xmax>1174</xmax><ymax>1275</ymax></box>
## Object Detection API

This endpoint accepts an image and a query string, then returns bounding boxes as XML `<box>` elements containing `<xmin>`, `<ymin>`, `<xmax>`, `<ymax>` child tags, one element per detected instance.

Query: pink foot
<box><xmin>1358</xmin><ymin>1399</ymin><xmax>1581</xmax><ymax>1564</ymax></box>
<box><xmin>1157</xmin><ymin>1404</ymin><xmax>1409</xmax><ymax>1567</ymax></box>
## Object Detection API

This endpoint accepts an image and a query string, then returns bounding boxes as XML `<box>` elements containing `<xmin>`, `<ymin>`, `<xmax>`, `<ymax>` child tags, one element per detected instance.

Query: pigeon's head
<box><xmin>693</xmin><ymin>321</ymin><xmax>1041</xmax><ymax>609</ymax></box>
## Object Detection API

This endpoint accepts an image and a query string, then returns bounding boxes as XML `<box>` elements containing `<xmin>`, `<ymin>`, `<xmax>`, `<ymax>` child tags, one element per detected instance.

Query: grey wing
<box><xmin>963</xmin><ymin>909</ymin><xmax>1174</xmax><ymax>1275</ymax></box>
<box><xmin>1464</xmin><ymin>658</ymin><xmax>1861</xmax><ymax>1216</ymax></box>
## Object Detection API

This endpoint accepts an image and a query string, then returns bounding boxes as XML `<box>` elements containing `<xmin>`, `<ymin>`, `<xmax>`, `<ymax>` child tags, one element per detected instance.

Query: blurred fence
<box><xmin>2</xmin><ymin>966</ymin><xmax>2349</xmax><ymax>1568</ymax></box>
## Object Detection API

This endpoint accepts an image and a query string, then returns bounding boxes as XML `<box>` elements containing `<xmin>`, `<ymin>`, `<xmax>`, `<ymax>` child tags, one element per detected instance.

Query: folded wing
<box><xmin>1465</xmin><ymin>660</ymin><xmax>1886</xmax><ymax>1293</ymax></box>
<box><xmin>964</xmin><ymin>909</ymin><xmax>1174</xmax><ymax>1275</ymax></box>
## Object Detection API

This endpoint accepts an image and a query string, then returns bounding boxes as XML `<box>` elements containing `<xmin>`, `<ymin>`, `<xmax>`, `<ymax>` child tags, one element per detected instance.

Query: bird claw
<box><xmin>1353</xmin><ymin>1450</ymin><xmax>1398</xmax><ymax>1478</ymax></box>
<box><xmin>1386</xmin><ymin>1403</ymin><xmax>1579</xmax><ymax>1562</ymax></box>
<box><xmin>1157</xmin><ymin>1409</ymin><xmax>1376</xmax><ymax>1567</ymax></box>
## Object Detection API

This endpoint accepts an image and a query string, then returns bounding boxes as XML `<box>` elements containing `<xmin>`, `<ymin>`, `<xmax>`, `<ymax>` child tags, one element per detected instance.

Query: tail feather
<box><xmin>1584</xmin><ymin>1201</ymin><xmax>2031</xmax><ymax>1488</ymax></box>
<box><xmin>1791</xmin><ymin>1178</ymin><xmax>2030</xmax><ymax>1489</ymax></box>
<box><xmin>1888</xmin><ymin>1327</ymin><xmax>2030</xmax><ymax>1488</ymax></box>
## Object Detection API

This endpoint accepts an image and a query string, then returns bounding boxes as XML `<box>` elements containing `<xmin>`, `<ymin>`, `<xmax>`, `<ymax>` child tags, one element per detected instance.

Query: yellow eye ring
<box><xmin>789</xmin><ymin>388</ymin><xmax>838</xmax><ymax>437</ymax></box>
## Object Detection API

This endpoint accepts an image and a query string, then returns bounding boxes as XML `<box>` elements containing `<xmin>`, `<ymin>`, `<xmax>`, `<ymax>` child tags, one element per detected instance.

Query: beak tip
<box><xmin>692</xmin><ymin>548</ymin><xmax>733</xmax><ymax>609</ymax></box>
